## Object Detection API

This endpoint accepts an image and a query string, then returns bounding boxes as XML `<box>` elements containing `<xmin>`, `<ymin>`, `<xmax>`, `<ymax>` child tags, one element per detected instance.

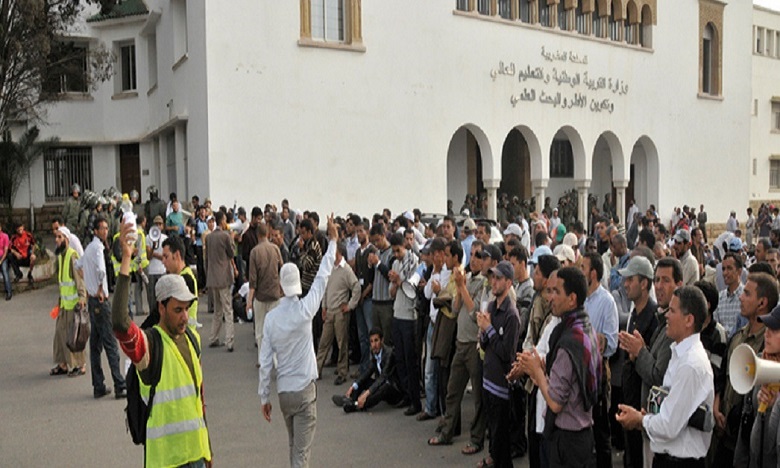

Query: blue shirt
<box><xmin>584</xmin><ymin>285</ymin><xmax>620</xmax><ymax>358</ymax></box>
<box><xmin>461</xmin><ymin>234</ymin><xmax>475</xmax><ymax>268</ymax></box>
<box><xmin>258</xmin><ymin>240</ymin><xmax>336</xmax><ymax>404</ymax></box>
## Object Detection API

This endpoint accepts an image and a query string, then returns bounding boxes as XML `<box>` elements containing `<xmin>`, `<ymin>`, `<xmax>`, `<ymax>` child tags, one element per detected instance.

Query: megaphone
<box><xmin>149</xmin><ymin>225</ymin><xmax>162</xmax><ymax>244</ymax></box>
<box><xmin>729</xmin><ymin>343</ymin><xmax>780</xmax><ymax>396</ymax></box>
<box><xmin>401</xmin><ymin>272</ymin><xmax>421</xmax><ymax>300</ymax></box>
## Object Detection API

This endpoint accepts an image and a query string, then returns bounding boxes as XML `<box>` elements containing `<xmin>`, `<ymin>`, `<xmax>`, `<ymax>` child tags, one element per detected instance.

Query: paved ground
<box><xmin>1</xmin><ymin>283</ymin><xmax>532</xmax><ymax>467</ymax></box>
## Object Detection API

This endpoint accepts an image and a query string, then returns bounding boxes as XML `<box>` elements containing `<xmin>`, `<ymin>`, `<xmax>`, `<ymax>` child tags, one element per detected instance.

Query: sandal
<box><xmin>476</xmin><ymin>456</ymin><xmax>494</xmax><ymax>468</ymax></box>
<box><xmin>50</xmin><ymin>366</ymin><xmax>67</xmax><ymax>376</ymax></box>
<box><xmin>68</xmin><ymin>366</ymin><xmax>86</xmax><ymax>377</ymax></box>
<box><xmin>462</xmin><ymin>443</ymin><xmax>483</xmax><ymax>455</ymax></box>
<box><xmin>427</xmin><ymin>436</ymin><xmax>453</xmax><ymax>446</ymax></box>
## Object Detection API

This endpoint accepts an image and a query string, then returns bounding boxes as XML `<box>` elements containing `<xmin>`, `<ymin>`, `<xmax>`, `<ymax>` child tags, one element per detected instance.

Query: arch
<box><xmin>630</xmin><ymin>135</ymin><xmax>659</xmax><ymax>213</ymax></box>
<box><xmin>610</xmin><ymin>0</ymin><xmax>624</xmax><ymax>20</ymax></box>
<box><xmin>626</xmin><ymin>0</ymin><xmax>638</xmax><ymax>24</ymax></box>
<box><xmin>640</xmin><ymin>3</ymin><xmax>652</xmax><ymax>24</ymax></box>
<box><xmin>702</xmin><ymin>22</ymin><xmax>720</xmax><ymax>95</ymax></box>
<box><xmin>446</xmin><ymin>124</ymin><xmax>494</xmax><ymax>213</ymax></box>
<box><xmin>499</xmin><ymin>127</ymin><xmax>535</xmax><ymax>207</ymax></box>
<box><xmin>545</xmin><ymin>126</ymin><xmax>587</xmax><ymax>207</ymax></box>
<box><xmin>640</xmin><ymin>3</ymin><xmax>653</xmax><ymax>47</ymax></box>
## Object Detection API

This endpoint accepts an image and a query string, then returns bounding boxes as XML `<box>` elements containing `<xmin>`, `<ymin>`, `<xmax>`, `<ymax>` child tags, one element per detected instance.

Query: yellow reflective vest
<box><xmin>140</xmin><ymin>326</ymin><xmax>211</xmax><ymax>467</ymax></box>
<box><xmin>180</xmin><ymin>266</ymin><xmax>200</xmax><ymax>343</ymax></box>
<box><xmin>111</xmin><ymin>229</ymin><xmax>149</xmax><ymax>275</ymax></box>
<box><xmin>58</xmin><ymin>248</ymin><xmax>79</xmax><ymax>310</ymax></box>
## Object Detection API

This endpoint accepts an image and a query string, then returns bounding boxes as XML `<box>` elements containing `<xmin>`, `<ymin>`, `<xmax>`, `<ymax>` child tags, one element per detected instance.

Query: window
<box><xmin>456</xmin><ymin>0</ymin><xmax>470</xmax><ymax>11</ymax></box>
<box><xmin>539</xmin><ymin>0</ymin><xmax>550</xmax><ymax>27</ymax></box>
<box><xmin>593</xmin><ymin>3</ymin><xmax>603</xmax><ymax>38</ymax></box>
<box><xmin>575</xmin><ymin>1</ymin><xmax>587</xmax><ymax>35</ymax></box>
<box><xmin>768</xmin><ymin>30</ymin><xmax>775</xmax><ymax>58</ymax></box>
<box><xmin>702</xmin><ymin>24</ymin><xmax>713</xmax><ymax>94</ymax></box>
<box><xmin>771</xmin><ymin>160</ymin><xmax>780</xmax><ymax>190</ymax></box>
<box><xmin>608</xmin><ymin>5</ymin><xmax>620</xmax><ymax>41</ymax></box>
<box><xmin>640</xmin><ymin>4</ymin><xmax>653</xmax><ymax>48</ymax></box>
<box><xmin>558</xmin><ymin>4</ymin><xmax>568</xmax><ymax>30</ymax></box>
<box><xmin>44</xmin><ymin>147</ymin><xmax>93</xmax><ymax>202</ymax></box>
<box><xmin>172</xmin><ymin>0</ymin><xmax>188</xmax><ymax>61</ymax></box>
<box><xmin>300</xmin><ymin>0</ymin><xmax>363</xmax><ymax>50</ymax></box>
<box><xmin>519</xmin><ymin>0</ymin><xmax>530</xmax><ymax>23</ymax></box>
<box><xmin>477</xmin><ymin>0</ymin><xmax>490</xmax><ymax>15</ymax></box>
<box><xmin>312</xmin><ymin>0</ymin><xmax>344</xmax><ymax>41</ymax></box>
<box><xmin>772</xmin><ymin>102</ymin><xmax>780</xmax><ymax>131</ymax></box>
<box><xmin>147</xmin><ymin>34</ymin><xmax>158</xmax><ymax>89</ymax></box>
<box><xmin>757</xmin><ymin>27</ymin><xmax>765</xmax><ymax>55</ymax></box>
<box><xmin>42</xmin><ymin>42</ymin><xmax>88</xmax><ymax>94</ymax></box>
<box><xmin>498</xmin><ymin>0</ymin><xmax>512</xmax><ymax>19</ymax></box>
<box><xmin>118</xmin><ymin>42</ymin><xmax>137</xmax><ymax>91</ymax></box>
<box><xmin>550</xmin><ymin>140</ymin><xmax>574</xmax><ymax>178</ymax></box>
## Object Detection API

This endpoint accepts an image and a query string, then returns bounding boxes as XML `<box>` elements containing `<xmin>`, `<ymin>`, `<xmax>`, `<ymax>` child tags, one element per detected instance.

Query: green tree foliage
<box><xmin>0</xmin><ymin>126</ymin><xmax>58</xmax><ymax>216</ymax></box>
<box><xmin>0</xmin><ymin>0</ymin><xmax>113</xmax><ymax>134</ymax></box>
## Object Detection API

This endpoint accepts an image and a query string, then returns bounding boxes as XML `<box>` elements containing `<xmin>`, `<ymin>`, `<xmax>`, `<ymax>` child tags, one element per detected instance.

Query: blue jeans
<box><xmin>0</xmin><ymin>258</ymin><xmax>10</xmax><ymax>294</ymax></box>
<box><xmin>355</xmin><ymin>298</ymin><xmax>373</xmax><ymax>373</ymax></box>
<box><xmin>88</xmin><ymin>297</ymin><xmax>126</xmax><ymax>392</ymax></box>
<box><xmin>424</xmin><ymin>322</ymin><xmax>439</xmax><ymax>415</ymax></box>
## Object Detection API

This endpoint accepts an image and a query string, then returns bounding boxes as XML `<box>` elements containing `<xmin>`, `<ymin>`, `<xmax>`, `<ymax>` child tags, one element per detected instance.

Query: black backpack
<box><xmin>125</xmin><ymin>327</ymin><xmax>200</xmax><ymax>445</ymax></box>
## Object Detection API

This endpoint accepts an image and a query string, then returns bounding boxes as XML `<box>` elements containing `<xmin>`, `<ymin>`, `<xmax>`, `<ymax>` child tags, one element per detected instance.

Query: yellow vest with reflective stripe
<box><xmin>110</xmin><ymin>229</ymin><xmax>149</xmax><ymax>275</ymax></box>
<box><xmin>180</xmin><ymin>266</ymin><xmax>200</xmax><ymax>343</ymax></box>
<box><xmin>58</xmin><ymin>248</ymin><xmax>79</xmax><ymax>310</ymax></box>
<box><xmin>140</xmin><ymin>326</ymin><xmax>211</xmax><ymax>467</ymax></box>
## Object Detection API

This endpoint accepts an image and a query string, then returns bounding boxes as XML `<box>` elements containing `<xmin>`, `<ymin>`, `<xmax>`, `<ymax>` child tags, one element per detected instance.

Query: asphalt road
<box><xmin>1</xmin><ymin>284</ymin><xmax>536</xmax><ymax>467</ymax></box>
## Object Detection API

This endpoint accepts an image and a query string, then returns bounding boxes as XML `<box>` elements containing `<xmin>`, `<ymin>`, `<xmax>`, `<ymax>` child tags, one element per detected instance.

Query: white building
<box><xmin>750</xmin><ymin>5</ymin><xmax>780</xmax><ymax>204</ymax></box>
<box><xmin>15</xmin><ymin>0</ymin><xmax>763</xmax><ymax>226</ymax></box>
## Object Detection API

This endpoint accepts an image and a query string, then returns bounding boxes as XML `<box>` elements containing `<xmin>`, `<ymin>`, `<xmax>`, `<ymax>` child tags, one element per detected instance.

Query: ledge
<box><xmin>147</xmin><ymin>84</ymin><xmax>158</xmax><ymax>96</ymax></box>
<box><xmin>297</xmin><ymin>38</ymin><xmax>366</xmax><ymax>53</ymax></box>
<box><xmin>54</xmin><ymin>93</ymin><xmax>94</xmax><ymax>101</ymax></box>
<box><xmin>697</xmin><ymin>92</ymin><xmax>724</xmax><ymax>101</ymax></box>
<box><xmin>111</xmin><ymin>91</ymin><xmax>138</xmax><ymax>100</ymax></box>
<box><xmin>451</xmin><ymin>10</ymin><xmax>654</xmax><ymax>53</ymax></box>
<box><xmin>172</xmin><ymin>53</ymin><xmax>188</xmax><ymax>71</ymax></box>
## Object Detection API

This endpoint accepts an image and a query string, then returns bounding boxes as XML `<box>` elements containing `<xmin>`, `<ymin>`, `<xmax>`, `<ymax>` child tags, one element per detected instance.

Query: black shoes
<box><xmin>403</xmin><ymin>406</ymin><xmax>420</xmax><ymax>416</ymax></box>
<box><xmin>115</xmin><ymin>388</ymin><xmax>127</xmax><ymax>399</ymax></box>
<box><xmin>332</xmin><ymin>395</ymin><xmax>350</xmax><ymax>407</ymax></box>
<box><xmin>94</xmin><ymin>387</ymin><xmax>112</xmax><ymax>399</ymax></box>
<box><xmin>208</xmin><ymin>341</ymin><xmax>224</xmax><ymax>348</ymax></box>
<box><xmin>334</xmin><ymin>376</ymin><xmax>346</xmax><ymax>385</ymax></box>
<box><xmin>227</xmin><ymin>346</ymin><xmax>234</xmax><ymax>353</ymax></box>
<box><xmin>5</xmin><ymin>292</ymin><xmax>10</xmax><ymax>301</ymax></box>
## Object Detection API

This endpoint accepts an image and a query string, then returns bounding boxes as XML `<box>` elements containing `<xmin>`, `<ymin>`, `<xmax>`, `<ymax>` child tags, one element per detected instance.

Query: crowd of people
<box><xmin>9</xmin><ymin>182</ymin><xmax>780</xmax><ymax>468</ymax></box>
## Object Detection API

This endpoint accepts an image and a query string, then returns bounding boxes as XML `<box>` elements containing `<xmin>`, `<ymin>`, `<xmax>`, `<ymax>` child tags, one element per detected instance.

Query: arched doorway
<box><xmin>447</xmin><ymin>125</ymin><xmax>490</xmax><ymax>215</ymax></box>
<box><xmin>500</xmin><ymin>129</ymin><xmax>532</xmax><ymax>202</ymax></box>
<box><xmin>591</xmin><ymin>131</ymin><xmax>625</xmax><ymax>222</ymax></box>
<box><xmin>547</xmin><ymin>127</ymin><xmax>586</xmax><ymax>222</ymax></box>
<box><xmin>629</xmin><ymin>136</ymin><xmax>659</xmax><ymax>214</ymax></box>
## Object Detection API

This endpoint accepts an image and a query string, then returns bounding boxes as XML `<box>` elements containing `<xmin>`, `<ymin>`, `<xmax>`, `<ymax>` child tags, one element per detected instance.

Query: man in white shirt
<box><xmin>76</xmin><ymin>217</ymin><xmax>126</xmax><ymax>399</ymax></box>
<box><xmin>259</xmin><ymin>215</ymin><xmax>338</xmax><ymax>468</ymax></box>
<box><xmin>616</xmin><ymin>286</ymin><xmax>714</xmax><ymax>468</ymax></box>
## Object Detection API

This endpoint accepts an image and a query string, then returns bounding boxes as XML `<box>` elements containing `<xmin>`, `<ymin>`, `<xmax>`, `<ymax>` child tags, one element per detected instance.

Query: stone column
<box><xmin>484</xmin><ymin>178</ymin><xmax>500</xmax><ymax>221</ymax></box>
<box><xmin>175</xmin><ymin>124</ymin><xmax>188</xmax><ymax>198</ymax></box>
<box><xmin>532</xmin><ymin>179</ymin><xmax>548</xmax><ymax>213</ymax></box>
<box><xmin>614</xmin><ymin>180</ymin><xmax>629</xmax><ymax>226</ymax></box>
<box><xmin>575</xmin><ymin>180</ymin><xmax>590</xmax><ymax>225</ymax></box>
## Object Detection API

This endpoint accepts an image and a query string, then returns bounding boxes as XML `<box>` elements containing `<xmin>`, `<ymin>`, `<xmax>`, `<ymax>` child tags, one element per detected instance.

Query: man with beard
<box><xmin>520</xmin><ymin>267</ymin><xmax>601</xmax><ymax>468</ymax></box>
<box><xmin>619</xmin><ymin>258</ymin><xmax>683</xmax><ymax>468</ymax></box>
<box><xmin>50</xmin><ymin>226</ymin><xmax>88</xmax><ymax>377</ymax></box>
<box><xmin>616</xmin><ymin>256</ymin><xmax>657</xmax><ymax>468</ymax></box>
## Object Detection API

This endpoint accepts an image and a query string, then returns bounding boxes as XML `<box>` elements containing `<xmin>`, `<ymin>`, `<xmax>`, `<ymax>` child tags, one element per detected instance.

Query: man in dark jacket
<box><xmin>332</xmin><ymin>327</ymin><xmax>402</xmax><ymax>412</ymax></box>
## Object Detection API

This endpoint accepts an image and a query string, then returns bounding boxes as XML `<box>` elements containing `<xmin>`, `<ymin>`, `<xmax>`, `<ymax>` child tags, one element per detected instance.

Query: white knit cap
<box><xmin>280</xmin><ymin>263</ymin><xmax>302</xmax><ymax>297</ymax></box>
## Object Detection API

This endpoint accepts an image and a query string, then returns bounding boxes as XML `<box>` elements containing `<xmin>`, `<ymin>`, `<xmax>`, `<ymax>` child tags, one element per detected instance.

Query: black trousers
<box><xmin>547</xmin><ymin>426</ymin><xmax>595</xmax><ymax>468</ymax></box>
<box><xmin>652</xmin><ymin>454</ymin><xmax>704</xmax><ymax>468</ymax></box>
<box><xmin>593</xmin><ymin>392</ymin><xmax>612</xmax><ymax>468</ymax></box>
<box><xmin>352</xmin><ymin>378</ymin><xmax>403</xmax><ymax>409</ymax></box>
<box><xmin>509</xmin><ymin>385</ymin><xmax>528</xmax><ymax>457</ymax></box>
<box><xmin>528</xmin><ymin>389</ymin><xmax>541</xmax><ymax>468</ymax></box>
<box><xmin>485</xmin><ymin>390</ymin><xmax>513</xmax><ymax>468</ymax></box>
<box><xmin>623</xmin><ymin>423</ymin><xmax>643</xmax><ymax>468</ymax></box>
<box><xmin>393</xmin><ymin>317</ymin><xmax>421</xmax><ymax>412</ymax></box>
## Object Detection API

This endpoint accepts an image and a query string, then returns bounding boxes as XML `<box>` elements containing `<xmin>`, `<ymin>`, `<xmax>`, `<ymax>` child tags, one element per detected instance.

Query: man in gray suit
<box><xmin>206</xmin><ymin>210</ymin><xmax>238</xmax><ymax>351</ymax></box>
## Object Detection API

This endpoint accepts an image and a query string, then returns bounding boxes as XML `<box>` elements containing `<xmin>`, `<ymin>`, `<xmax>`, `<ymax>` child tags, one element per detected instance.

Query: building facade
<box><xmin>14</xmin><ymin>0</ymin><xmax>763</xmax><ymax>226</ymax></box>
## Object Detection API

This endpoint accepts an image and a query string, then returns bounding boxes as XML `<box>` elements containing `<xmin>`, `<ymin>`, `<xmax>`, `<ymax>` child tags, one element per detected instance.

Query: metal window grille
<box><xmin>477</xmin><ymin>0</ymin><xmax>490</xmax><ymax>15</ymax></box>
<box><xmin>550</xmin><ymin>140</ymin><xmax>574</xmax><ymax>178</ymax></box>
<box><xmin>311</xmin><ymin>0</ymin><xmax>345</xmax><ymax>42</ymax></box>
<box><xmin>121</xmin><ymin>43</ymin><xmax>137</xmax><ymax>91</ymax></box>
<box><xmin>519</xmin><ymin>0</ymin><xmax>530</xmax><ymax>22</ymax></box>
<box><xmin>539</xmin><ymin>1</ymin><xmax>550</xmax><ymax>27</ymax></box>
<box><xmin>456</xmin><ymin>0</ymin><xmax>470</xmax><ymax>11</ymax></box>
<box><xmin>44</xmin><ymin>147</ymin><xmax>93</xmax><ymax>202</ymax></box>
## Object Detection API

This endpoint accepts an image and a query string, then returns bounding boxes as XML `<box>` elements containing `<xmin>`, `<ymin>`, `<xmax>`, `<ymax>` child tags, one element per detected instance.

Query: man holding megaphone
<box><xmin>732</xmin><ymin>303</ymin><xmax>780</xmax><ymax>467</ymax></box>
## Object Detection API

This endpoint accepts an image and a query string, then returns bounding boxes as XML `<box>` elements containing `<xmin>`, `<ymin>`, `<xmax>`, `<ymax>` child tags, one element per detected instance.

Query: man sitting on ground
<box><xmin>332</xmin><ymin>327</ymin><xmax>403</xmax><ymax>413</ymax></box>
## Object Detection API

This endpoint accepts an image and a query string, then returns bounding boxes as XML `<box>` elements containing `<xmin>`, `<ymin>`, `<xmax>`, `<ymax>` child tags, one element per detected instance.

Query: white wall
<box><xmin>201</xmin><ymin>1</ymin><xmax>752</xmax><ymax>220</ymax></box>
<box><xmin>750</xmin><ymin>7</ymin><xmax>780</xmax><ymax>201</ymax></box>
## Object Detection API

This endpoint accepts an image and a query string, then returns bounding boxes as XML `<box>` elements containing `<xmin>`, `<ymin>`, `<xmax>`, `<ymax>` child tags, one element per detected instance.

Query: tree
<box><xmin>0</xmin><ymin>0</ymin><xmax>113</xmax><ymax>134</ymax></box>
<box><xmin>0</xmin><ymin>126</ymin><xmax>58</xmax><ymax>217</ymax></box>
